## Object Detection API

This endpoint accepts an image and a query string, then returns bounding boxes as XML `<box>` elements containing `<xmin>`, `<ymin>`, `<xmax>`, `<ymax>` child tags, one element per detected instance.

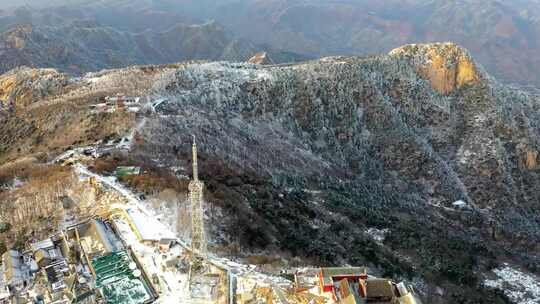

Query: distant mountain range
<box><xmin>0</xmin><ymin>22</ymin><xmax>307</xmax><ymax>75</ymax></box>
<box><xmin>1</xmin><ymin>0</ymin><xmax>540</xmax><ymax>85</ymax></box>
<box><xmin>194</xmin><ymin>0</ymin><xmax>540</xmax><ymax>88</ymax></box>
<box><xmin>0</xmin><ymin>2</ymin><xmax>309</xmax><ymax>75</ymax></box>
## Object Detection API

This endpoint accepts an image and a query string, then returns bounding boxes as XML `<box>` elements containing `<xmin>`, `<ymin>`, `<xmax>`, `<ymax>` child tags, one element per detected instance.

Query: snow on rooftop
<box><xmin>31</xmin><ymin>239</ymin><xmax>54</xmax><ymax>251</ymax></box>
<box><xmin>126</xmin><ymin>208</ymin><xmax>176</xmax><ymax>242</ymax></box>
<box><xmin>5</xmin><ymin>250</ymin><xmax>21</xmax><ymax>258</ymax></box>
<box><xmin>113</xmin><ymin>219</ymin><xmax>140</xmax><ymax>248</ymax></box>
<box><xmin>113</xmin><ymin>215</ymin><xmax>193</xmax><ymax>303</ymax></box>
<box><xmin>452</xmin><ymin>200</ymin><xmax>467</xmax><ymax>208</ymax></box>
<box><xmin>0</xmin><ymin>273</ymin><xmax>8</xmax><ymax>295</ymax></box>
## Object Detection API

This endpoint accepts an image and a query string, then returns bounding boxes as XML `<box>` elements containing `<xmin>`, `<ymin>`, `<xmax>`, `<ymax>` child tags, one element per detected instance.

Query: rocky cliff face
<box><xmin>0</xmin><ymin>43</ymin><xmax>538</xmax><ymax>303</ymax></box>
<box><xmin>390</xmin><ymin>43</ymin><xmax>480</xmax><ymax>95</ymax></box>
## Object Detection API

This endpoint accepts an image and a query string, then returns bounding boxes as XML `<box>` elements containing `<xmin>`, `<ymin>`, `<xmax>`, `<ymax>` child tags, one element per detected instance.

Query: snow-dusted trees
<box><xmin>0</xmin><ymin>164</ymin><xmax>77</xmax><ymax>247</ymax></box>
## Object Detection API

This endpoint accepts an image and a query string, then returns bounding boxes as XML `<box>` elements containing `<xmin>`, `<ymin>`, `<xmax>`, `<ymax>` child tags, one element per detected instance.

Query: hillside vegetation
<box><xmin>0</xmin><ymin>43</ymin><xmax>538</xmax><ymax>303</ymax></box>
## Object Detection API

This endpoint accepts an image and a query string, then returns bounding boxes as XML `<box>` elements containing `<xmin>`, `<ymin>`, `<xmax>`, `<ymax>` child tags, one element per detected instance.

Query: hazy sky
<box><xmin>0</xmin><ymin>0</ymin><xmax>66</xmax><ymax>9</ymax></box>
<box><xmin>0</xmin><ymin>0</ymin><xmax>99</xmax><ymax>9</ymax></box>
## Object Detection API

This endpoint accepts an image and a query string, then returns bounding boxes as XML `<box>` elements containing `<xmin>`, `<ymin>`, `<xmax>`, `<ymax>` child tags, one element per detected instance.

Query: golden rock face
<box><xmin>524</xmin><ymin>150</ymin><xmax>538</xmax><ymax>170</ymax></box>
<box><xmin>12</xmin><ymin>36</ymin><xmax>26</xmax><ymax>49</ymax></box>
<box><xmin>5</xmin><ymin>25</ymin><xmax>32</xmax><ymax>50</ymax></box>
<box><xmin>516</xmin><ymin>143</ymin><xmax>539</xmax><ymax>170</ymax></box>
<box><xmin>390</xmin><ymin>43</ymin><xmax>480</xmax><ymax>95</ymax></box>
<box><xmin>0</xmin><ymin>73</ymin><xmax>20</xmax><ymax>103</ymax></box>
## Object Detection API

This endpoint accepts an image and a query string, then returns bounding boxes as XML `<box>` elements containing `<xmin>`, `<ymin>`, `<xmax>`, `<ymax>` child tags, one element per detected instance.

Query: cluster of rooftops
<box><xmin>292</xmin><ymin>267</ymin><xmax>423</xmax><ymax>304</ymax></box>
<box><xmin>0</xmin><ymin>235</ymin><xmax>72</xmax><ymax>303</ymax></box>
<box><xmin>0</xmin><ymin>215</ymin><xmax>160</xmax><ymax>304</ymax></box>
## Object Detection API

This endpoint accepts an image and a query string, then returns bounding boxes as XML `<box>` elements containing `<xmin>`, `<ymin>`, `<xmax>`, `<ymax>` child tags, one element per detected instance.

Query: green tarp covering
<box><xmin>92</xmin><ymin>251</ymin><xmax>152</xmax><ymax>304</ymax></box>
<box><xmin>115</xmin><ymin>167</ymin><xmax>140</xmax><ymax>178</ymax></box>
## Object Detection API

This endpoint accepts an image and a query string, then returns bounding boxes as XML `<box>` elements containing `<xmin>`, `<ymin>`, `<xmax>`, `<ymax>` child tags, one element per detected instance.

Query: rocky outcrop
<box><xmin>2</xmin><ymin>25</ymin><xmax>33</xmax><ymax>49</ymax></box>
<box><xmin>389</xmin><ymin>43</ymin><xmax>480</xmax><ymax>95</ymax></box>
<box><xmin>516</xmin><ymin>143</ymin><xmax>539</xmax><ymax>170</ymax></box>
<box><xmin>247</xmin><ymin>52</ymin><xmax>275</xmax><ymax>65</ymax></box>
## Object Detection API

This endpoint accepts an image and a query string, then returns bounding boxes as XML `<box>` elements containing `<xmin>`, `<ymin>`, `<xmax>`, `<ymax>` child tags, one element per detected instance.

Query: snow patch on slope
<box><xmin>364</xmin><ymin>228</ymin><xmax>389</xmax><ymax>244</ymax></box>
<box><xmin>484</xmin><ymin>264</ymin><xmax>540</xmax><ymax>304</ymax></box>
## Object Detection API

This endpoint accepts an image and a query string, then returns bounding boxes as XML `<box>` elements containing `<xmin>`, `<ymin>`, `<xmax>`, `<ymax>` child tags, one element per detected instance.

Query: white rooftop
<box><xmin>126</xmin><ymin>208</ymin><xmax>176</xmax><ymax>242</ymax></box>
<box><xmin>31</xmin><ymin>239</ymin><xmax>54</xmax><ymax>251</ymax></box>
<box><xmin>452</xmin><ymin>200</ymin><xmax>467</xmax><ymax>208</ymax></box>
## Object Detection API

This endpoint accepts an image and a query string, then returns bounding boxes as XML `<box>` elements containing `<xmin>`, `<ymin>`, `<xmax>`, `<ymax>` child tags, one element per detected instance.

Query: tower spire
<box><xmin>188</xmin><ymin>135</ymin><xmax>207</xmax><ymax>260</ymax></box>
<box><xmin>192</xmin><ymin>135</ymin><xmax>198</xmax><ymax>181</ymax></box>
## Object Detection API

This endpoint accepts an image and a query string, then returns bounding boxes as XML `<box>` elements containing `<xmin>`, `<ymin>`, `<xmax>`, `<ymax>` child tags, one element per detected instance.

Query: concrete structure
<box><xmin>158</xmin><ymin>239</ymin><xmax>173</xmax><ymax>253</ymax></box>
<box><xmin>76</xmin><ymin>220</ymin><xmax>119</xmax><ymax>256</ymax></box>
<box><xmin>337</xmin><ymin>278</ymin><xmax>363</xmax><ymax>304</ymax></box>
<box><xmin>29</xmin><ymin>237</ymin><xmax>74</xmax><ymax>298</ymax></box>
<box><xmin>364</xmin><ymin>279</ymin><xmax>395</xmax><ymax>302</ymax></box>
<box><xmin>35</xmin><ymin>249</ymin><xmax>53</xmax><ymax>269</ymax></box>
<box><xmin>32</xmin><ymin>235</ymin><xmax>71</xmax><ymax>264</ymax></box>
<box><xmin>105</xmin><ymin>95</ymin><xmax>141</xmax><ymax>113</ymax></box>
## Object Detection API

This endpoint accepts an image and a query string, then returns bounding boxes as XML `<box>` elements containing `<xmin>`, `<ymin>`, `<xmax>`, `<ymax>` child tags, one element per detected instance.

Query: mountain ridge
<box><xmin>0</xmin><ymin>42</ymin><xmax>538</xmax><ymax>303</ymax></box>
<box><xmin>191</xmin><ymin>0</ymin><xmax>540</xmax><ymax>88</ymax></box>
<box><xmin>1</xmin><ymin>0</ymin><xmax>540</xmax><ymax>87</ymax></box>
<box><xmin>0</xmin><ymin>21</ymin><xmax>309</xmax><ymax>75</ymax></box>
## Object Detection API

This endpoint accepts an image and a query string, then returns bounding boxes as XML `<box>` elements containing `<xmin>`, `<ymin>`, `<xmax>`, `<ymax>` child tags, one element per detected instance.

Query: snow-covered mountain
<box><xmin>1</xmin><ymin>42</ymin><xmax>539</xmax><ymax>303</ymax></box>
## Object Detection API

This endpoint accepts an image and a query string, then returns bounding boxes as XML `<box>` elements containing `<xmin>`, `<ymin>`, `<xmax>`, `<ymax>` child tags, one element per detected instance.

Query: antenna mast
<box><xmin>188</xmin><ymin>136</ymin><xmax>207</xmax><ymax>259</ymax></box>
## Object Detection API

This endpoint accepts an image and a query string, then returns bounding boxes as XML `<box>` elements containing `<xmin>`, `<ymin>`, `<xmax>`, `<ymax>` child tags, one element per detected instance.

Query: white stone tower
<box><xmin>189</xmin><ymin>136</ymin><xmax>207</xmax><ymax>259</ymax></box>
